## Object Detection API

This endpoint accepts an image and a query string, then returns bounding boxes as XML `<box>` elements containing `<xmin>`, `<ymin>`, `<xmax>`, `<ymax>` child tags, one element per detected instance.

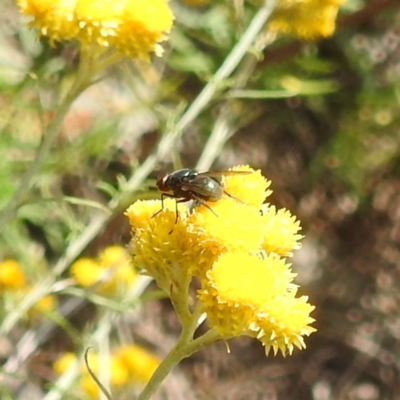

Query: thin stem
<box><xmin>137</xmin><ymin>327</ymin><xmax>220</xmax><ymax>400</ymax></box>
<box><xmin>0</xmin><ymin>50</ymin><xmax>95</xmax><ymax>228</ymax></box>
<box><xmin>197</xmin><ymin>21</ymin><xmax>277</xmax><ymax>171</ymax></box>
<box><xmin>170</xmin><ymin>279</ymin><xmax>192</xmax><ymax>327</ymax></box>
<box><xmin>196</xmin><ymin>115</ymin><xmax>233</xmax><ymax>171</ymax></box>
<box><xmin>175</xmin><ymin>0</ymin><xmax>277</xmax><ymax>132</ymax></box>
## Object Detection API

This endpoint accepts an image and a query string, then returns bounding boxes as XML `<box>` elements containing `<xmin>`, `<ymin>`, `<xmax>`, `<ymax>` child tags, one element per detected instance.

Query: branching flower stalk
<box><xmin>137</xmin><ymin>316</ymin><xmax>219</xmax><ymax>400</ymax></box>
<box><xmin>126</xmin><ymin>166</ymin><xmax>316</xmax><ymax>398</ymax></box>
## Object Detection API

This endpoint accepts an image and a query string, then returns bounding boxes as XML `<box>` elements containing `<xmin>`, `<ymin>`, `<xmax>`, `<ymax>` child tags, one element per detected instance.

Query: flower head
<box><xmin>17</xmin><ymin>0</ymin><xmax>78</xmax><ymax>42</ymax></box>
<box><xmin>198</xmin><ymin>251</ymin><xmax>315</xmax><ymax>355</ymax></box>
<box><xmin>126</xmin><ymin>199</ymin><xmax>197</xmax><ymax>292</ymax></box>
<box><xmin>0</xmin><ymin>259</ymin><xmax>26</xmax><ymax>291</ymax></box>
<box><xmin>114</xmin><ymin>345</ymin><xmax>160</xmax><ymax>384</ymax></box>
<box><xmin>53</xmin><ymin>352</ymin><xmax>76</xmax><ymax>374</ymax></box>
<box><xmin>261</xmin><ymin>204</ymin><xmax>303</xmax><ymax>257</ymax></box>
<box><xmin>17</xmin><ymin>0</ymin><xmax>174</xmax><ymax>60</ymax></box>
<box><xmin>70</xmin><ymin>245</ymin><xmax>136</xmax><ymax>297</ymax></box>
<box><xmin>269</xmin><ymin>0</ymin><xmax>346</xmax><ymax>40</ymax></box>
<box><xmin>126</xmin><ymin>165</ymin><xmax>315</xmax><ymax>355</ymax></box>
<box><xmin>223</xmin><ymin>165</ymin><xmax>272</xmax><ymax>207</ymax></box>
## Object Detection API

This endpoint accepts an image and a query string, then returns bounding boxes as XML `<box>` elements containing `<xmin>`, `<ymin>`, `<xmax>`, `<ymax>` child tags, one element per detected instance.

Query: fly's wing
<box><xmin>197</xmin><ymin>170</ymin><xmax>252</xmax><ymax>178</ymax></box>
<box><xmin>196</xmin><ymin>170</ymin><xmax>252</xmax><ymax>186</ymax></box>
<box><xmin>180</xmin><ymin>175</ymin><xmax>223</xmax><ymax>201</ymax></box>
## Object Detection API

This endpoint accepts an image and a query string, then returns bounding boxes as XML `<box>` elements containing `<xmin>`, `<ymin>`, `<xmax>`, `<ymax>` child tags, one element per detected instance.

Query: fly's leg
<box><xmin>152</xmin><ymin>193</ymin><xmax>169</xmax><ymax>218</ymax></box>
<box><xmin>152</xmin><ymin>194</ymin><xmax>191</xmax><ymax>233</ymax></box>
<box><xmin>223</xmin><ymin>189</ymin><xmax>245</xmax><ymax>204</ymax></box>
<box><xmin>192</xmin><ymin>195</ymin><xmax>219</xmax><ymax>217</ymax></box>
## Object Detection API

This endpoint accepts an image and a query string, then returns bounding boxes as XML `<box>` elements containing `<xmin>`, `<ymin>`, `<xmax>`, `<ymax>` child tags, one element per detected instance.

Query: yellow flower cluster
<box><xmin>126</xmin><ymin>165</ymin><xmax>315</xmax><ymax>356</ymax></box>
<box><xmin>17</xmin><ymin>0</ymin><xmax>174</xmax><ymax>60</ymax></box>
<box><xmin>70</xmin><ymin>245</ymin><xmax>137</xmax><ymax>298</ymax></box>
<box><xmin>268</xmin><ymin>0</ymin><xmax>346</xmax><ymax>40</ymax></box>
<box><xmin>0</xmin><ymin>259</ymin><xmax>57</xmax><ymax>323</ymax></box>
<box><xmin>54</xmin><ymin>345</ymin><xmax>160</xmax><ymax>399</ymax></box>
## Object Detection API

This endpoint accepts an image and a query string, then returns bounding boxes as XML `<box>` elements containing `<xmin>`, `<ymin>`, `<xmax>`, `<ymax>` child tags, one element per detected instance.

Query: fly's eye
<box><xmin>157</xmin><ymin>176</ymin><xmax>168</xmax><ymax>191</ymax></box>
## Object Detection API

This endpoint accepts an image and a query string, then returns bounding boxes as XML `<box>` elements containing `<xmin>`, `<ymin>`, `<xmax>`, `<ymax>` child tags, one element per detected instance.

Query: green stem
<box><xmin>137</xmin><ymin>327</ymin><xmax>220</xmax><ymax>400</ymax></box>
<box><xmin>0</xmin><ymin>50</ymin><xmax>98</xmax><ymax>334</ymax></box>
<box><xmin>173</xmin><ymin>0</ymin><xmax>277</xmax><ymax>132</ymax></box>
<box><xmin>0</xmin><ymin>49</ymin><xmax>95</xmax><ymax>228</ymax></box>
<box><xmin>169</xmin><ymin>271</ymin><xmax>192</xmax><ymax>327</ymax></box>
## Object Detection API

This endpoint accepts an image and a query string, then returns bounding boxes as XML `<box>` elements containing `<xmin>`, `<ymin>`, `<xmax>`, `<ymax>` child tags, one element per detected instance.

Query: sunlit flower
<box><xmin>0</xmin><ymin>259</ymin><xmax>26</xmax><ymax>291</ymax></box>
<box><xmin>261</xmin><ymin>204</ymin><xmax>303</xmax><ymax>257</ymax></box>
<box><xmin>98</xmin><ymin>245</ymin><xmax>137</xmax><ymax>286</ymax></box>
<box><xmin>187</xmin><ymin>198</ymin><xmax>265</xmax><ymax>270</ymax></box>
<box><xmin>114</xmin><ymin>344</ymin><xmax>160</xmax><ymax>384</ymax></box>
<box><xmin>53</xmin><ymin>352</ymin><xmax>77</xmax><ymax>374</ymax></box>
<box><xmin>17</xmin><ymin>0</ymin><xmax>78</xmax><ymax>43</ymax></box>
<box><xmin>80</xmin><ymin>374</ymin><xmax>100</xmax><ymax>400</ymax></box>
<box><xmin>269</xmin><ymin>0</ymin><xmax>346</xmax><ymax>40</ymax></box>
<box><xmin>70</xmin><ymin>258</ymin><xmax>101</xmax><ymax>288</ymax></box>
<box><xmin>126</xmin><ymin>198</ymin><xmax>196</xmax><ymax>292</ymax></box>
<box><xmin>223</xmin><ymin>165</ymin><xmax>272</xmax><ymax>207</ymax></box>
<box><xmin>17</xmin><ymin>0</ymin><xmax>174</xmax><ymax>60</ymax></box>
<box><xmin>198</xmin><ymin>251</ymin><xmax>315</xmax><ymax>356</ymax></box>
<box><xmin>70</xmin><ymin>246</ymin><xmax>136</xmax><ymax>297</ymax></box>
<box><xmin>126</xmin><ymin>165</ymin><xmax>315</xmax><ymax>355</ymax></box>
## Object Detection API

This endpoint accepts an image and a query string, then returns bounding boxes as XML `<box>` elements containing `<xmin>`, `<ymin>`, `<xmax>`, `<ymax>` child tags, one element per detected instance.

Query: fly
<box><xmin>153</xmin><ymin>168</ymin><xmax>251</xmax><ymax>223</ymax></box>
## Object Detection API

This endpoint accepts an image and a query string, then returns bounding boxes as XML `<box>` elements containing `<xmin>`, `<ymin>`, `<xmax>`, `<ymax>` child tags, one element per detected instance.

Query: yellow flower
<box><xmin>114</xmin><ymin>0</ymin><xmax>174</xmax><ymax>59</ymax></box>
<box><xmin>80</xmin><ymin>374</ymin><xmax>99</xmax><ymax>400</ymax></box>
<box><xmin>0</xmin><ymin>259</ymin><xmax>26</xmax><ymax>291</ymax></box>
<box><xmin>126</xmin><ymin>199</ymin><xmax>196</xmax><ymax>292</ymax></box>
<box><xmin>188</xmin><ymin>198</ymin><xmax>265</xmax><ymax>264</ymax></box>
<box><xmin>70</xmin><ymin>257</ymin><xmax>101</xmax><ymax>288</ymax></box>
<box><xmin>53</xmin><ymin>352</ymin><xmax>77</xmax><ymax>374</ymax></box>
<box><xmin>17</xmin><ymin>0</ymin><xmax>79</xmax><ymax>43</ymax></box>
<box><xmin>114</xmin><ymin>344</ymin><xmax>160</xmax><ymax>384</ymax></box>
<box><xmin>33</xmin><ymin>293</ymin><xmax>57</xmax><ymax>312</ymax></box>
<box><xmin>223</xmin><ymin>165</ymin><xmax>272</xmax><ymax>207</ymax></box>
<box><xmin>261</xmin><ymin>204</ymin><xmax>303</xmax><ymax>257</ymax></box>
<box><xmin>17</xmin><ymin>0</ymin><xmax>174</xmax><ymax>60</ymax></box>
<box><xmin>198</xmin><ymin>251</ymin><xmax>315</xmax><ymax>355</ymax></box>
<box><xmin>255</xmin><ymin>292</ymin><xmax>316</xmax><ymax>356</ymax></box>
<box><xmin>269</xmin><ymin>0</ymin><xmax>346</xmax><ymax>40</ymax></box>
<box><xmin>98</xmin><ymin>245</ymin><xmax>137</xmax><ymax>287</ymax></box>
<box><xmin>70</xmin><ymin>246</ymin><xmax>136</xmax><ymax>297</ymax></box>
<box><xmin>126</xmin><ymin>199</ymin><xmax>182</xmax><ymax>231</ymax></box>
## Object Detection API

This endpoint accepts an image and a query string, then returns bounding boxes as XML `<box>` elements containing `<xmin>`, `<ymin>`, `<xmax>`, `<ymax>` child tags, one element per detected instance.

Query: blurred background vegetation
<box><xmin>1</xmin><ymin>0</ymin><xmax>400</xmax><ymax>399</ymax></box>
